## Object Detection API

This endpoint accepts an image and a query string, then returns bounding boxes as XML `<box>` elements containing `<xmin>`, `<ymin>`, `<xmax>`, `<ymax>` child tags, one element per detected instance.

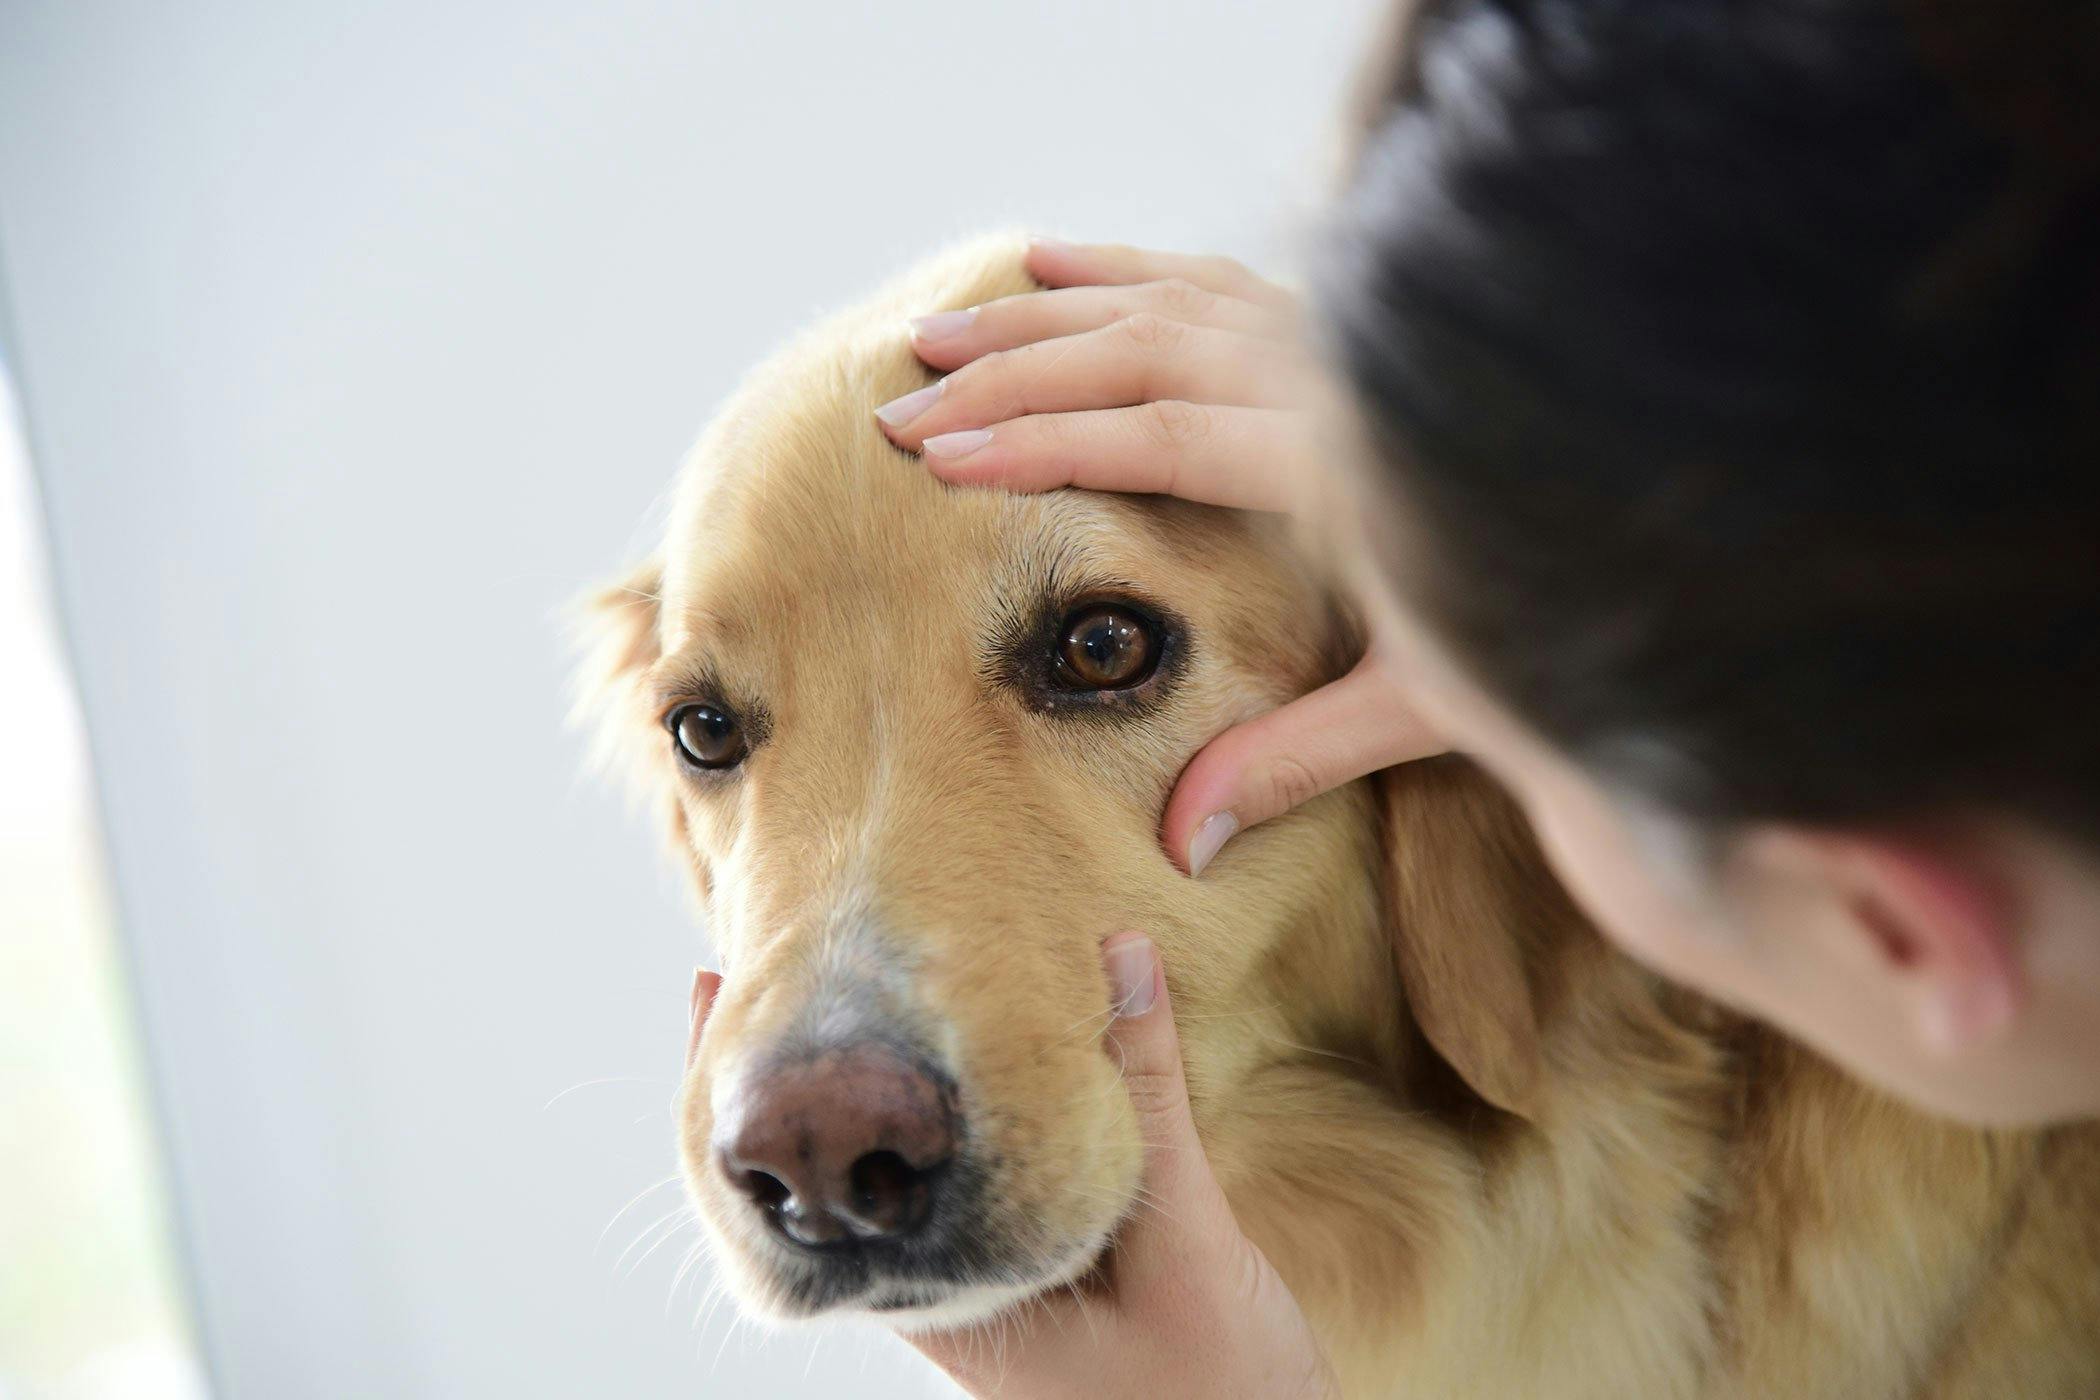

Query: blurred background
<box><xmin>0</xmin><ymin>2</ymin><xmax>1381</xmax><ymax>1395</ymax></box>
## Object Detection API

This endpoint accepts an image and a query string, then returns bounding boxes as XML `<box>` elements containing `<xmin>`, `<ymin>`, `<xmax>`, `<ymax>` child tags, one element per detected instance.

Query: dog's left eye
<box><xmin>668</xmin><ymin>703</ymin><xmax>748</xmax><ymax>770</ymax></box>
<box><xmin>1054</xmin><ymin>605</ymin><xmax>1158</xmax><ymax>691</ymax></box>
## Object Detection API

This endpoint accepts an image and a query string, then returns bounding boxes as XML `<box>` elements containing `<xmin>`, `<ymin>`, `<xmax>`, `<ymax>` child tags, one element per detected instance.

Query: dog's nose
<box><xmin>714</xmin><ymin>1043</ymin><xmax>957</xmax><ymax>1248</ymax></box>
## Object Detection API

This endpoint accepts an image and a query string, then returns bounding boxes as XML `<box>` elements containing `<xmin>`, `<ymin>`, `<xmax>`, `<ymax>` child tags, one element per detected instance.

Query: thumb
<box><xmin>686</xmin><ymin>967</ymin><xmax>721</xmax><ymax>1072</ymax></box>
<box><xmin>1098</xmin><ymin>933</ymin><xmax>1242</xmax><ymax>1286</ymax></box>
<box><xmin>1162</xmin><ymin>655</ymin><xmax>1445</xmax><ymax>877</ymax></box>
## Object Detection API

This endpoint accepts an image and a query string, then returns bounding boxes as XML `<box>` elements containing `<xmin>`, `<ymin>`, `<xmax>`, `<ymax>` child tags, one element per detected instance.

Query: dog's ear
<box><xmin>570</xmin><ymin>554</ymin><xmax>666</xmax><ymax>784</ymax></box>
<box><xmin>570</xmin><ymin>555</ymin><xmax>714</xmax><ymax>906</ymax></box>
<box><xmin>1378</xmin><ymin>756</ymin><xmax>1565</xmax><ymax>1119</ymax></box>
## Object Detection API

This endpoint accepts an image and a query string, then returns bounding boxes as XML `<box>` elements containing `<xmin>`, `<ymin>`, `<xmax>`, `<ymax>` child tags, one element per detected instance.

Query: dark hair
<box><xmin>1320</xmin><ymin>0</ymin><xmax>2100</xmax><ymax>843</ymax></box>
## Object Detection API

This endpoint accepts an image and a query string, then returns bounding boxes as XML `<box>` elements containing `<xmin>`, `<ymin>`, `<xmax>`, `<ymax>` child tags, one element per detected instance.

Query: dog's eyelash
<box><xmin>982</xmin><ymin>586</ymin><xmax>1188</xmax><ymax>719</ymax></box>
<box><xmin>650</xmin><ymin>671</ymin><xmax>772</xmax><ymax>778</ymax></box>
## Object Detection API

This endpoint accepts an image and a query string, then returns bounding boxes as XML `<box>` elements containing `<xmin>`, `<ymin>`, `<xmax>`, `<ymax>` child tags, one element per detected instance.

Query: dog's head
<box><xmin>579</xmin><ymin>239</ymin><xmax>1555</xmax><ymax>1329</ymax></box>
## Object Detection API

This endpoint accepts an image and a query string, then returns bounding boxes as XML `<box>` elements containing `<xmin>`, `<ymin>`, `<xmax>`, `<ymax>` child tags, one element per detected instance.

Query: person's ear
<box><xmin>1751</xmin><ymin>829</ymin><xmax>2023</xmax><ymax>1054</ymax></box>
<box><xmin>1378</xmin><ymin>757</ymin><xmax>1569</xmax><ymax>1119</ymax></box>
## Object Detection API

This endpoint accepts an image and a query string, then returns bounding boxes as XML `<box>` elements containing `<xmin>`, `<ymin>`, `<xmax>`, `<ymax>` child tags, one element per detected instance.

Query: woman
<box><xmin>863</xmin><ymin>1</ymin><xmax>2099</xmax><ymax>1393</ymax></box>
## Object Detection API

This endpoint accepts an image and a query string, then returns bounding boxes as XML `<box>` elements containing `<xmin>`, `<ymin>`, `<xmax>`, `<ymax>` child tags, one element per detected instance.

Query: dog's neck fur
<box><xmin>1209</xmin><ymin>758</ymin><xmax>2092</xmax><ymax>1396</ymax></box>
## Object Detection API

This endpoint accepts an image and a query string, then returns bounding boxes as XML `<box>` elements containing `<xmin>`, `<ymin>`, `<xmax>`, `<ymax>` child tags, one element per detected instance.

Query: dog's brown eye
<box><xmin>669</xmin><ymin>704</ymin><xmax>748</xmax><ymax>770</ymax></box>
<box><xmin>1056</xmin><ymin>606</ymin><xmax>1157</xmax><ymax>691</ymax></box>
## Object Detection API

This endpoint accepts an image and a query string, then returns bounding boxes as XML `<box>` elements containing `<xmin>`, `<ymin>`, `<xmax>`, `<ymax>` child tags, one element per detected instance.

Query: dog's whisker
<box><xmin>1069</xmin><ymin>1278</ymin><xmax>1104</xmax><ymax>1348</ymax></box>
<box><xmin>692</xmin><ymin>1273</ymin><xmax>732</xmax><ymax>1337</ymax></box>
<box><xmin>613</xmin><ymin>1202</ymin><xmax>694</xmax><ymax>1277</ymax></box>
<box><xmin>1171</xmin><ymin>1000</ymin><xmax>1289</xmax><ymax>1022</ymax></box>
<box><xmin>667</xmin><ymin>1246</ymin><xmax>699</xmax><ymax>1315</ymax></box>
<box><xmin>1049</xmin><ymin>1001</ymin><xmax>1119</xmax><ymax>1047</ymax></box>
<box><xmin>1248</xmin><ymin>1029</ymin><xmax>1375</xmax><ymax>1068</ymax></box>
<box><xmin>1057</xmin><ymin>1177</ymin><xmax>1180</xmax><ymax>1234</ymax></box>
<box><xmin>541</xmin><ymin>1074</ymin><xmax>676</xmax><ymax>1112</ymax></box>
<box><xmin>627</xmin><ymin>1208</ymin><xmax>699</xmax><ymax>1278</ymax></box>
<box><xmin>994</xmin><ymin>1308</ymin><xmax>1019</xmax><ymax>1390</ymax></box>
<box><xmin>708</xmin><ymin>1308</ymin><xmax>741</xmax><ymax>1375</ymax></box>
<box><xmin>597</xmin><ymin>1171</ymin><xmax>684</xmax><ymax>1251</ymax></box>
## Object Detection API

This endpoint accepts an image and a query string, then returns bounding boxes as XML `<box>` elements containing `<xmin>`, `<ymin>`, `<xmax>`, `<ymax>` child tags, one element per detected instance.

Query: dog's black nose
<box><xmin>714</xmin><ymin>1043</ymin><xmax>957</xmax><ymax>1248</ymax></box>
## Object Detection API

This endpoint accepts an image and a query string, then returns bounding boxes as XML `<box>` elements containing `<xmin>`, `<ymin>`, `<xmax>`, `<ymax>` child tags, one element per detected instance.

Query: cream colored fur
<box><xmin>579</xmin><ymin>238</ymin><xmax>2100</xmax><ymax>1398</ymax></box>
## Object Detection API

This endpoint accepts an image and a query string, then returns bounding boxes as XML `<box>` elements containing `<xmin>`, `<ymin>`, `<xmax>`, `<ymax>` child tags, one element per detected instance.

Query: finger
<box><xmin>905</xmin><ymin>1281</ymin><xmax>1103</xmax><ymax>1396</ymax></box>
<box><xmin>908</xmin><ymin>936</ymin><xmax>1249</xmax><ymax>1396</ymax></box>
<box><xmin>876</xmin><ymin>317</ymin><xmax>1308</xmax><ymax>451</ymax></box>
<box><xmin>1026</xmin><ymin>238</ymin><xmax>1297</xmax><ymax>316</ymax></box>
<box><xmin>1095</xmin><ymin>932</ymin><xmax>1245</xmax><ymax>1293</ymax></box>
<box><xmin>1163</xmin><ymin>661</ymin><xmax>1447</xmax><ymax>877</ymax></box>
<box><xmin>920</xmin><ymin>403</ymin><xmax>1315</xmax><ymax>513</ymax></box>
<box><xmin>908</xmin><ymin>280</ymin><xmax>1286</xmax><ymax>372</ymax></box>
<box><xmin>686</xmin><ymin>967</ymin><xmax>721</xmax><ymax>1072</ymax></box>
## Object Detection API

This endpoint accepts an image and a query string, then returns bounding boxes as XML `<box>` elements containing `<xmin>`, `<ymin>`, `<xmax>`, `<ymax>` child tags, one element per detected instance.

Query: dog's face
<box><xmin>582</xmin><ymin>242</ymin><xmax>1417</xmax><ymax>1330</ymax></box>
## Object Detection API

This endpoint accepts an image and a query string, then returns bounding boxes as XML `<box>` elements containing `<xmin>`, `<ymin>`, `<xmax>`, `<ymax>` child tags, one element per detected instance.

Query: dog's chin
<box><xmin>731</xmin><ymin>1226</ymin><xmax>1115</xmax><ymax>1335</ymax></box>
<box><xmin>856</xmin><ymin>1228</ymin><xmax>1113</xmax><ymax>1334</ymax></box>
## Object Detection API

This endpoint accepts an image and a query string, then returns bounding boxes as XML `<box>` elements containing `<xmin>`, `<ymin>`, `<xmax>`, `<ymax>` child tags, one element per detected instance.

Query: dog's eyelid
<box><xmin>984</xmin><ymin>580</ymin><xmax>1190</xmax><ymax>718</ymax></box>
<box><xmin>648</xmin><ymin>653</ymin><xmax>734</xmax><ymax>715</ymax></box>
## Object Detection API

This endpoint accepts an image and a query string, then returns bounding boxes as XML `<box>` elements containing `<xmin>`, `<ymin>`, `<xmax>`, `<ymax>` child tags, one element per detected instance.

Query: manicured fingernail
<box><xmin>687</xmin><ymin>967</ymin><xmax>719</xmax><ymax>1071</ymax></box>
<box><xmin>1187</xmin><ymin>811</ymin><xmax>1240</xmax><ymax>878</ymax></box>
<box><xmin>922</xmin><ymin>428</ymin><xmax>992</xmax><ymax>460</ymax></box>
<box><xmin>1027</xmin><ymin>235</ymin><xmax>1076</xmax><ymax>256</ymax></box>
<box><xmin>908</xmin><ymin>308</ymin><xmax>977</xmax><ymax>342</ymax></box>
<box><xmin>1105</xmin><ymin>936</ymin><xmax>1158</xmax><ymax>1019</ymax></box>
<box><xmin>875</xmin><ymin>380</ymin><xmax>943</xmax><ymax>428</ymax></box>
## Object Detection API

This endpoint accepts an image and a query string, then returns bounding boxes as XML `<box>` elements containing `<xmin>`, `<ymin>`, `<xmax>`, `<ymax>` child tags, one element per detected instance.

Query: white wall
<box><xmin>0</xmin><ymin>2</ymin><xmax>1381</xmax><ymax>1395</ymax></box>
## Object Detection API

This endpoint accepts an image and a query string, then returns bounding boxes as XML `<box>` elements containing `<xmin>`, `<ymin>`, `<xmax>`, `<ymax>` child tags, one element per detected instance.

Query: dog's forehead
<box><xmin>650</xmin><ymin>238</ymin><xmax>1324</xmax><ymax>676</ymax></box>
<box><xmin>670</xmin><ymin>440</ymin><xmax>1159</xmax><ymax>634</ymax></box>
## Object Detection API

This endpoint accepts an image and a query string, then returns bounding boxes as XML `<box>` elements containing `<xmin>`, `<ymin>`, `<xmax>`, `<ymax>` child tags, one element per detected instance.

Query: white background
<box><xmin>0</xmin><ymin>2</ymin><xmax>1381</xmax><ymax>1395</ymax></box>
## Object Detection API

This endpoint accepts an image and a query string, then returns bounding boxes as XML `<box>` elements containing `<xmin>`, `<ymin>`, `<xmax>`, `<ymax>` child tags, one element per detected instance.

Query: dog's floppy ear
<box><xmin>570</xmin><ymin>554</ymin><xmax>666</xmax><ymax>783</ymax></box>
<box><xmin>1378</xmin><ymin>756</ymin><xmax>1563</xmax><ymax>1119</ymax></box>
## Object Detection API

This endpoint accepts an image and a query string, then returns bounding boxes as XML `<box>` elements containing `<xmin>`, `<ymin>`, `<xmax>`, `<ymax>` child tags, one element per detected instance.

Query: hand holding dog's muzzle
<box><xmin>905</xmin><ymin>933</ymin><xmax>1339</xmax><ymax>1400</ymax></box>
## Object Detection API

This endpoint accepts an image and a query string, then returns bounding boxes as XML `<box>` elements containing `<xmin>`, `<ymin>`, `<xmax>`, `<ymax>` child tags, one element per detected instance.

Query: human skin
<box><xmin>879</xmin><ymin>236</ymin><xmax>2100</xmax><ymax>1132</ymax></box>
<box><xmin>880</xmin><ymin>239</ymin><xmax>1446</xmax><ymax>879</ymax></box>
<box><xmin>844</xmin><ymin>236</ymin><xmax>2100</xmax><ymax>1398</ymax></box>
<box><xmin>688</xmin><ymin>936</ymin><xmax>1340</xmax><ymax>1400</ymax></box>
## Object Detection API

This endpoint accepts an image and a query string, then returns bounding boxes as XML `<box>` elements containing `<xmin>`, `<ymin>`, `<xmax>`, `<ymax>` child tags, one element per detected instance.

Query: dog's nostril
<box><xmin>849</xmin><ymin>1149</ymin><xmax>932</xmax><ymax>1235</ymax></box>
<box><xmin>742</xmin><ymin>1169</ymin><xmax>790</xmax><ymax>1213</ymax></box>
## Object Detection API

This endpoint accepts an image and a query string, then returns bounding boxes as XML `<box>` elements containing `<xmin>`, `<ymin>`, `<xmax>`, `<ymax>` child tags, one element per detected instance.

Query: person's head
<box><xmin>1318</xmin><ymin>0</ymin><xmax>2100</xmax><ymax>1124</ymax></box>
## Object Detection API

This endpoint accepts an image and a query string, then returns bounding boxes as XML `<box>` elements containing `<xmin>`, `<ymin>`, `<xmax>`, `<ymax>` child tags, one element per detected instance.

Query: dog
<box><xmin>579</xmin><ymin>238</ymin><xmax>2100</xmax><ymax>1397</ymax></box>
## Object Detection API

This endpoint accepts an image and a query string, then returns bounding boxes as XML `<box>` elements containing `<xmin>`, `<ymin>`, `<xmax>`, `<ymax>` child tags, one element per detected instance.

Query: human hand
<box><xmin>904</xmin><ymin>934</ymin><xmax>1338</xmax><ymax>1400</ymax></box>
<box><xmin>879</xmin><ymin>240</ymin><xmax>1445</xmax><ymax>875</ymax></box>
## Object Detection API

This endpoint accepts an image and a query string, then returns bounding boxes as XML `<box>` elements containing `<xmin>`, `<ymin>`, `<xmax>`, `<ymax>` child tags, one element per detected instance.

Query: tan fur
<box><xmin>578</xmin><ymin>238</ymin><xmax>2100</xmax><ymax>1397</ymax></box>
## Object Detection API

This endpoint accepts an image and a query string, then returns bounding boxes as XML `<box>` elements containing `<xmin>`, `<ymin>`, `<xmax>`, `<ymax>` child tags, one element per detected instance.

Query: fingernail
<box><xmin>1027</xmin><ymin>235</ymin><xmax>1076</xmax><ymax>256</ymax></box>
<box><xmin>875</xmin><ymin>379</ymin><xmax>944</xmax><ymax>428</ymax></box>
<box><xmin>908</xmin><ymin>308</ymin><xmax>977</xmax><ymax>342</ymax></box>
<box><xmin>922</xmin><ymin>428</ymin><xmax>993</xmax><ymax>460</ymax></box>
<box><xmin>1187</xmin><ymin>811</ymin><xmax>1240</xmax><ymax>878</ymax></box>
<box><xmin>1924</xmin><ymin>976</ymin><xmax>2015</xmax><ymax>1052</ymax></box>
<box><xmin>1105</xmin><ymin>936</ymin><xmax>1159</xmax><ymax>1019</ymax></box>
<box><xmin>687</xmin><ymin>967</ymin><xmax>717</xmax><ymax>1073</ymax></box>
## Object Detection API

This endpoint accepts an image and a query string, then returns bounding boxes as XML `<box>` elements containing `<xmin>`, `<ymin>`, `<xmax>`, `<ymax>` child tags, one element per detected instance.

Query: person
<box><xmin>862</xmin><ymin>1</ymin><xmax>2099</xmax><ymax>1393</ymax></box>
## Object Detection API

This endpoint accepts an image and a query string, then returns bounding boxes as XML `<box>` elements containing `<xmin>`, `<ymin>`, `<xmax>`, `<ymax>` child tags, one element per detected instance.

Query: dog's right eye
<box><xmin>1054</xmin><ymin>605</ymin><xmax>1159</xmax><ymax>692</ymax></box>
<box><xmin>668</xmin><ymin>703</ymin><xmax>748</xmax><ymax>770</ymax></box>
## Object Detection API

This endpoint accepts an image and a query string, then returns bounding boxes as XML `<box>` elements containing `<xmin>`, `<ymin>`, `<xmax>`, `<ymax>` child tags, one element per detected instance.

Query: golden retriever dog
<box><xmin>579</xmin><ymin>239</ymin><xmax>2100</xmax><ymax>1397</ymax></box>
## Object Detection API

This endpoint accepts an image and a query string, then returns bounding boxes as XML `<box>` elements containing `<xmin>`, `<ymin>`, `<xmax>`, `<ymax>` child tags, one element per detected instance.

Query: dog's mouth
<box><xmin>760</xmin><ymin>1223</ymin><xmax>1114</xmax><ymax>1331</ymax></box>
<box><xmin>696</xmin><ymin>1026</ymin><xmax>1135</xmax><ymax>1328</ymax></box>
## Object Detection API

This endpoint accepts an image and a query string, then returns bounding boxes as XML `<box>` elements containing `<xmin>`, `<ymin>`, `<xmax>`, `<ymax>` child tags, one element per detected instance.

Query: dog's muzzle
<box><xmin>709</xmin><ymin>1037</ymin><xmax>1024</xmax><ymax>1313</ymax></box>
